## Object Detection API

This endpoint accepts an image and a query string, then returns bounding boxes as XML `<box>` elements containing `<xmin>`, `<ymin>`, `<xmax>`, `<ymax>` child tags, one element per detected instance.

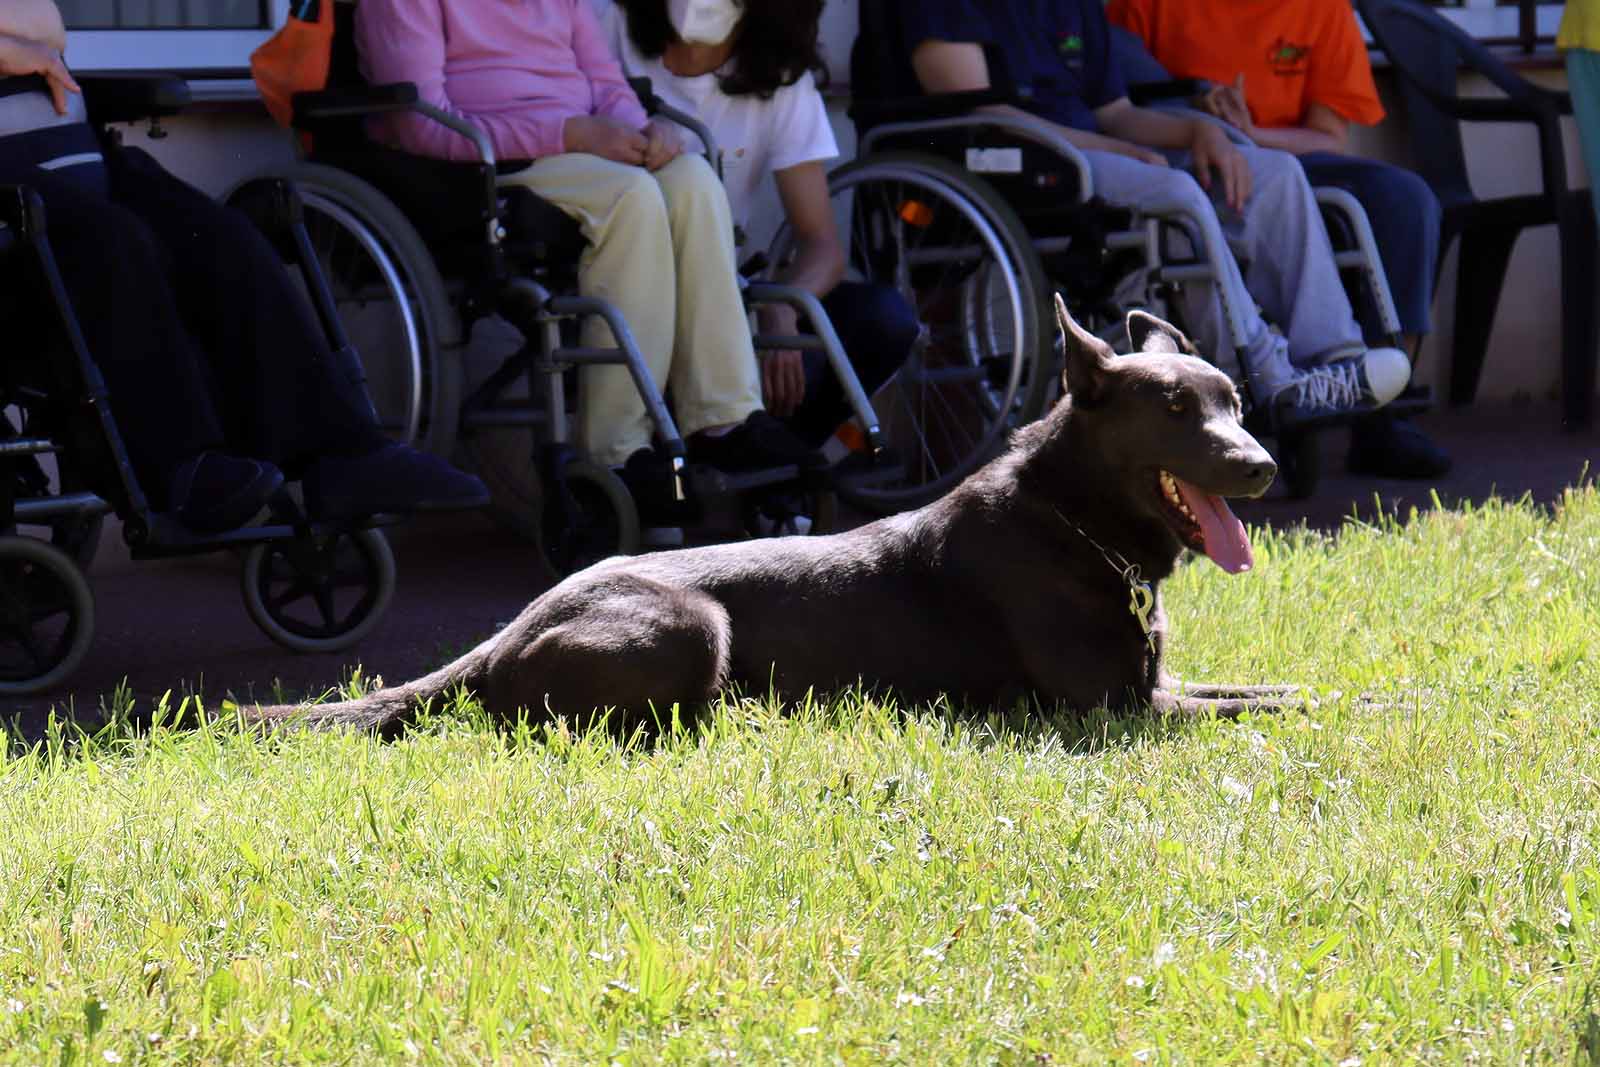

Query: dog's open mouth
<box><xmin>1157</xmin><ymin>469</ymin><xmax>1254</xmax><ymax>574</ymax></box>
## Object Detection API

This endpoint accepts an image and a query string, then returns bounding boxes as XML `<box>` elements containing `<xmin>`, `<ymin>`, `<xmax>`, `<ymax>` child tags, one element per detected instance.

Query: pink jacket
<box><xmin>355</xmin><ymin>0</ymin><xmax>648</xmax><ymax>162</ymax></box>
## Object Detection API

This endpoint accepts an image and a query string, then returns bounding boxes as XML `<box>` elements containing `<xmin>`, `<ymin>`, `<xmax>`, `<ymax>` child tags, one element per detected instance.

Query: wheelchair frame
<box><xmin>261</xmin><ymin>19</ymin><xmax>893</xmax><ymax>572</ymax></box>
<box><xmin>0</xmin><ymin>75</ymin><xmax>410</xmax><ymax>694</ymax></box>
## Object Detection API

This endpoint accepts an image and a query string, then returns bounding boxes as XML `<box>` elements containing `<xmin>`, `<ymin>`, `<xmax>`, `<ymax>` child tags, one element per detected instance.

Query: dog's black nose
<box><xmin>1246</xmin><ymin>458</ymin><xmax>1278</xmax><ymax>490</ymax></box>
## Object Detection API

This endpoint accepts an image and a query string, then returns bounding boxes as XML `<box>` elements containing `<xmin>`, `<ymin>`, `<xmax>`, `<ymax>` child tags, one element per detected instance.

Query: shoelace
<box><xmin>1280</xmin><ymin>360</ymin><xmax>1364</xmax><ymax>411</ymax></box>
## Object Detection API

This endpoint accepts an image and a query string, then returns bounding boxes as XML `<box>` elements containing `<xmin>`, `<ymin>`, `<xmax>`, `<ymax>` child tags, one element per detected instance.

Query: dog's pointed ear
<box><xmin>1056</xmin><ymin>293</ymin><xmax>1114</xmax><ymax>404</ymax></box>
<box><xmin>1127</xmin><ymin>309</ymin><xmax>1197</xmax><ymax>357</ymax></box>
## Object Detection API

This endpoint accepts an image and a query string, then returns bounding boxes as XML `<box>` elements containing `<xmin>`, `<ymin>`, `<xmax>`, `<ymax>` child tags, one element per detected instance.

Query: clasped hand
<box><xmin>563</xmin><ymin>115</ymin><xmax>685</xmax><ymax>171</ymax></box>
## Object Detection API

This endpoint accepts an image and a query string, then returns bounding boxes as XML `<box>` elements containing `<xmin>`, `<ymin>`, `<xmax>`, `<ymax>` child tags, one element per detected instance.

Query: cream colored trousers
<box><xmin>498</xmin><ymin>152</ymin><xmax>761</xmax><ymax>466</ymax></box>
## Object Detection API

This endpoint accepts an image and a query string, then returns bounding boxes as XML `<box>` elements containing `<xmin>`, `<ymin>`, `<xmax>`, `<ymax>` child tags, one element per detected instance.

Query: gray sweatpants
<box><xmin>1084</xmin><ymin>144</ymin><xmax>1365</xmax><ymax>401</ymax></box>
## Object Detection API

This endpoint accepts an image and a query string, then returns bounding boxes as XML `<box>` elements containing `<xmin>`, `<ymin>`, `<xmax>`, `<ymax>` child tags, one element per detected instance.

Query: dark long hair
<box><xmin>618</xmin><ymin>0</ymin><xmax>829</xmax><ymax>99</ymax></box>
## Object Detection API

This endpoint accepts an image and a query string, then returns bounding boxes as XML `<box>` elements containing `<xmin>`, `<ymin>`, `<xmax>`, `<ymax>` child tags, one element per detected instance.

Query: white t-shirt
<box><xmin>594</xmin><ymin>0</ymin><xmax>839</xmax><ymax>232</ymax></box>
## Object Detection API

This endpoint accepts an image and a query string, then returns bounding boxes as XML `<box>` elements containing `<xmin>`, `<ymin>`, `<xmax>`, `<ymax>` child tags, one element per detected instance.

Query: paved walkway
<box><xmin>8</xmin><ymin>401</ymin><xmax>1596</xmax><ymax>729</ymax></box>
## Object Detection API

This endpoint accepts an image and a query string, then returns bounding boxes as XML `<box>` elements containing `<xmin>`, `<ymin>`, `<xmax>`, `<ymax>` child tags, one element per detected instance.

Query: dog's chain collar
<box><xmin>1055</xmin><ymin>511</ymin><xmax>1159</xmax><ymax>667</ymax></box>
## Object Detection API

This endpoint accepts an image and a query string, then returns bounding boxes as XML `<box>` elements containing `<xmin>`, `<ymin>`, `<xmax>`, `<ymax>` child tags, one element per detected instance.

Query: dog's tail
<box><xmin>245</xmin><ymin>650</ymin><xmax>489</xmax><ymax>736</ymax></box>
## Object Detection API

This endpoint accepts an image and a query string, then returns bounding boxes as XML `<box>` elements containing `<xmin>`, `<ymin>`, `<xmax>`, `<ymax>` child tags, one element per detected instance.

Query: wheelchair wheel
<box><xmin>241</xmin><ymin>528</ymin><xmax>396</xmax><ymax>654</ymax></box>
<box><xmin>237</xmin><ymin>163</ymin><xmax>462</xmax><ymax>457</ymax></box>
<box><xmin>0</xmin><ymin>536</ymin><xmax>94</xmax><ymax>696</ymax></box>
<box><xmin>541</xmin><ymin>460</ymin><xmax>640</xmax><ymax>577</ymax></box>
<box><xmin>772</xmin><ymin>151</ymin><xmax>1051</xmax><ymax>512</ymax></box>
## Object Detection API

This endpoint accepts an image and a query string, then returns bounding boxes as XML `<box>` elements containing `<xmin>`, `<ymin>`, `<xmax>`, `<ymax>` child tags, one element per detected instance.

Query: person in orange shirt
<box><xmin>1109</xmin><ymin>0</ymin><xmax>1448</xmax><ymax>479</ymax></box>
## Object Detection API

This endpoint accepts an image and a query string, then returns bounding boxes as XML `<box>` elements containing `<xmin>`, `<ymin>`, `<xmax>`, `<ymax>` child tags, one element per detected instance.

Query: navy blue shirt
<box><xmin>898</xmin><ymin>0</ymin><xmax>1128</xmax><ymax>132</ymax></box>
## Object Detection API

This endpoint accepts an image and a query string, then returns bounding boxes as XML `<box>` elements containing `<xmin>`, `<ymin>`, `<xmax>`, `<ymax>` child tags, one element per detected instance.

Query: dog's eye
<box><xmin>1167</xmin><ymin>401</ymin><xmax>1186</xmax><ymax>416</ymax></box>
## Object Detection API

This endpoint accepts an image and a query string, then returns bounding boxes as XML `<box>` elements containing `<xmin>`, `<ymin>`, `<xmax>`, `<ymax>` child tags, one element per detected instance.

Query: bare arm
<box><xmin>909</xmin><ymin>40</ymin><xmax>1166</xmax><ymax>165</ymax></box>
<box><xmin>1095</xmin><ymin>97</ymin><xmax>1251</xmax><ymax>210</ymax></box>
<box><xmin>757</xmin><ymin>161</ymin><xmax>845</xmax><ymax>416</ymax></box>
<box><xmin>771</xmin><ymin>161</ymin><xmax>844</xmax><ymax>297</ymax></box>
<box><xmin>1244</xmin><ymin>102</ymin><xmax>1349</xmax><ymax>156</ymax></box>
<box><xmin>1199</xmin><ymin>79</ymin><xmax>1349</xmax><ymax>156</ymax></box>
<box><xmin>0</xmin><ymin>0</ymin><xmax>66</xmax><ymax>52</ymax></box>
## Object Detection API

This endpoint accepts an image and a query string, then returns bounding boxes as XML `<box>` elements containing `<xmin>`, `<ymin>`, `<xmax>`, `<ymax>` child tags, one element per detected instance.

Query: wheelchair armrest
<box><xmin>79</xmin><ymin>72</ymin><xmax>190</xmax><ymax>124</ymax></box>
<box><xmin>1127</xmin><ymin>77</ymin><xmax>1209</xmax><ymax>107</ymax></box>
<box><xmin>295</xmin><ymin>85</ymin><xmax>499</xmax><ymax>166</ymax></box>
<box><xmin>859</xmin><ymin>107</ymin><xmax>1095</xmax><ymax>200</ymax></box>
<box><xmin>292</xmin><ymin>82</ymin><xmax>420</xmax><ymax>121</ymax></box>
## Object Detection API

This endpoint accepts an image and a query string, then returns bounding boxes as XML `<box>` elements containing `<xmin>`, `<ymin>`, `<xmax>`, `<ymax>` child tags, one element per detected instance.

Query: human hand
<box><xmin>0</xmin><ymin>34</ymin><xmax>79</xmax><ymax>115</ymax></box>
<box><xmin>760</xmin><ymin>349</ymin><xmax>807</xmax><ymax>416</ymax></box>
<box><xmin>758</xmin><ymin>306</ymin><xmax>807</xmax><ymax>416</ymax></box>
<box><xmin>1200</xmin><ymin>74</ymin><xmax>1254</xmax><ymax>136</ymax></box>
<box><xmin>1189</xmin><ymin>119</ymin><xmax>1251</xmax><ymax>212</ymax></box>
<box><xmin>641</xmin><ymin>118</ymin><xmax>684</xmax><ymax>171</ymax></box>
<box><xmin>1119</xmin><ymin>139</ymin><xmax>1170</xmax><ymax>167</ymax></box>
<box><xmin>562</xmin><ymin>114</ymin><xmax>649</xmax><ymax>166</ymax></box>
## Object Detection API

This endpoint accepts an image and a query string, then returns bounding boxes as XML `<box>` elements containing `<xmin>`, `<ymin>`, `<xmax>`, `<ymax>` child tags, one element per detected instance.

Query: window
<box><xmin>58</xmin><ymin>1</ymin><xmax>268</xmax><ymax>30</ymax></box>
<box><xmin>63</xmin><ymin>0</ymin><xmax>288</xmax><ymax>75</ymax></box>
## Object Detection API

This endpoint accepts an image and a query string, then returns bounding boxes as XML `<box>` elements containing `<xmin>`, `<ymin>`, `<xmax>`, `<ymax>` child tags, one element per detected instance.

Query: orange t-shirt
<box><xmin>1107</xmin><ymin>0</ymin><xmax>1385</xmax><ymax>130</ymax></box>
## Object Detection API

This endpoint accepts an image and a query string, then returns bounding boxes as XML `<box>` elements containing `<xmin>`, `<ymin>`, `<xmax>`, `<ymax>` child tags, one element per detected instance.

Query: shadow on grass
<box><xmin>1</xmin><ymin>670</ymin><xmax>1270</xmax><ymax>765</ymax></box>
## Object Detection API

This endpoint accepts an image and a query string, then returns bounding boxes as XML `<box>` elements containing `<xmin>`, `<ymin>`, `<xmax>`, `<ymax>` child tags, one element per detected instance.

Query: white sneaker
<box><xmin>1357</xmin><ymin>346</ymin><xmax>1412</xmax><ymax>406</ymax></box>
<box><xmin>1271</xmin><ymin>347</ymin><xmax>1411</xmax><ymax>427</ymax></box>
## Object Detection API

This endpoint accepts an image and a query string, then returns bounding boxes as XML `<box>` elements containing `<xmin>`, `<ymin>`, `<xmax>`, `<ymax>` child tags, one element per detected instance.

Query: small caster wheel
<box><xmin>541</xmin><ymin>459</ymin><xmax>640</xmax><ymax>577</ymax></box>
<box><xmin>241</xmin><ymin>528</ymin><xmax>396</xmax><ymax>653</ymax></box>
<box><xmin>1278</xmin><ymin>428</ymin><xmax>1321</xmax><ymax>500</ymax></box>
<box><xmin>741</xmin><ymin>485</ymin><xmax>837</xmax><ymax>538</ymax></box>
<box><xmin>0</xmin><ymin>536</ymin><xmax>95</xmax><ymax>695</ymax></box>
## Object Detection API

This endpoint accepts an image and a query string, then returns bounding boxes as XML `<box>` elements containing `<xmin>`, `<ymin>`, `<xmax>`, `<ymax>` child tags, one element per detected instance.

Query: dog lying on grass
<box><xmin>253</xmin><ymin>298</ymin><xmax>1300</xmax><ymax>732</ymax></box>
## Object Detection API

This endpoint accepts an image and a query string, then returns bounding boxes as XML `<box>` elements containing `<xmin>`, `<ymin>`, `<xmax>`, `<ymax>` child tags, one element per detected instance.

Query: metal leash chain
<box><xmin>1055</xmin><ymin>510</ymin><xmax>1159</xmax><ymax>666</ymax></box>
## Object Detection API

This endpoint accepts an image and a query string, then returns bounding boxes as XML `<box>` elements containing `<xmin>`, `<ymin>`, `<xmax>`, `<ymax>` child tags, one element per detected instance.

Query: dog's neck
<box><xmin>1004</xmin><ymin>410</ymin><xmax>1186</xmax><ymax>584</ymax></box>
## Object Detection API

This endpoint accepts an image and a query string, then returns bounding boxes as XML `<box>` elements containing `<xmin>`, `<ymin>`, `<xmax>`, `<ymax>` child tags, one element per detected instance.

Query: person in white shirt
<box><xmin>603</xmin><ymin>0</ymin><xmax>919</xmax><ymax>447</ymax></box>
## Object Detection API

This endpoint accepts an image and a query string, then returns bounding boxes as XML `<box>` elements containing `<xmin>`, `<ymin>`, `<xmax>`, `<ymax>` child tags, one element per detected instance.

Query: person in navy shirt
<box><xmin>894</xmin><ymin>0</ymin><xmax>1414</xmax><ymax>428</ymax></box>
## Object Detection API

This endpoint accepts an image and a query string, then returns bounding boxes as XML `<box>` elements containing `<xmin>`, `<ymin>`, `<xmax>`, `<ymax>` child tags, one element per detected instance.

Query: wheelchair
<box><xmin>774</xmin><ymin>4</ymin><xmax>1421</xmax><ymax>503</ymax></box>
<box><xmin>234</xmin><ymin>3</ymin><xmax>896</xmax><ymax>576</ymax></box>
<box><xmin>0</xmin><ymin>75</ymin><xmax>402</xmax><ymax>696</ymax></box>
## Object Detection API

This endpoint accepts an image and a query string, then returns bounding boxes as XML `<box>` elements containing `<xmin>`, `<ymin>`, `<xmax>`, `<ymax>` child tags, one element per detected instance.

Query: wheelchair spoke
<box><xmin>313</xmin><ymin>585</ymin><xmax>340</xmax><ymax>631</ymax></box>
<box><xmin>893</xmin><ymin>383</ymin><xmax>940</xmax><ymax>483</ymax></box>
<box><xmin>268</xmin><ymin>577</ymin><xmax>315</xmax><ymax>615</ymax></box>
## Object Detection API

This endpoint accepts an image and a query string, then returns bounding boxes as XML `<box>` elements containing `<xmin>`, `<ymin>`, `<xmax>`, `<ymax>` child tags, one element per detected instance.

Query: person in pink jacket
<box><xmin>357</xmin><ymin>0</ymin><xmax>820</xmax><ymax>512</ymax></box>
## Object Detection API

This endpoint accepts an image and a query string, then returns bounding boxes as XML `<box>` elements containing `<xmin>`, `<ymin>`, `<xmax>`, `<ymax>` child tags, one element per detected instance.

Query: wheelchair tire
<box><xmin>541</xmin><ymin>460</ymin><xmax>640</xmax><ymax>578</ymax></box>
<box><xmin>0</xmin><ymin>536</ymin><xmax>94</xmax><ymax>696</ymax></box>
<box><xmin>240</xmin><ymin>528</ymin><xmax>396</xmax><ymax>654</ymax></box>
<box><xmin>773</xmin><ymin>151</ymin><xmax>1052</xmax><ymax>513</ymax></box>
<box><xmin>234</xmin><ymin>163</ymin><xmax>463</xmax><ymax>458</ymax></box>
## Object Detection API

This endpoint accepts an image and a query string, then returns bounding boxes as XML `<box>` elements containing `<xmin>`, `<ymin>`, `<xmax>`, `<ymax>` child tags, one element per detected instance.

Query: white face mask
<box><xmin>666</xmin><ymin>0</ymin><xmax>743</xmax><ymax>45</ymax></box>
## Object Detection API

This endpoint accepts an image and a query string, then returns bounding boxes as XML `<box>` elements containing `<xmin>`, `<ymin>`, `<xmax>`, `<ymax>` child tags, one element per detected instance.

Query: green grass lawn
<box><xmin>4</xmin><ymin>488</ymin><xmax>1600</xmax><ymax>1064</ymax></box>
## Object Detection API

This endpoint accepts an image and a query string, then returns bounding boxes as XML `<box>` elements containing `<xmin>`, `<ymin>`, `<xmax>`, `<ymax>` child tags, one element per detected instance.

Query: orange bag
<box><xmin>250</xmin><ymin>0</ymin><xmax>334</xmax><ymax>127</ymax></box>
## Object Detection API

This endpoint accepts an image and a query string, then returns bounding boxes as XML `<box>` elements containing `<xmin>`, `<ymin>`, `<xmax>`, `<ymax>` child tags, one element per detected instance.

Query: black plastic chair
<box><xmin>1358</xmin><ymin>0</ymin><xmax>1595</xmax><ymax>428</ymax></box>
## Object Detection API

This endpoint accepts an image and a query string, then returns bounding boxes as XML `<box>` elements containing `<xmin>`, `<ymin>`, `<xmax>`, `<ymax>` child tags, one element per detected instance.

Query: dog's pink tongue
<box><xmin>1174</xmin><ymin>477</ymin><xmax>1254</xmax><ymax>574</ymax></box>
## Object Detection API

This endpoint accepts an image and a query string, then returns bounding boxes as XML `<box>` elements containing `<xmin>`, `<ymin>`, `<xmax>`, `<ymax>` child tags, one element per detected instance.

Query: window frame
<box><xmin>64</xmin><ymin>0</ymin><xmax>290</xmax><ymax>73</ymax></box>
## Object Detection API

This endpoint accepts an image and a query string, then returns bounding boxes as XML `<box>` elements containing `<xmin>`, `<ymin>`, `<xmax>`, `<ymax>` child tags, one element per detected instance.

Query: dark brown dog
<box><xmin>253</xmin><ymin>298</ymin><xmax>1298</xmax><ymax>731</ymax></box>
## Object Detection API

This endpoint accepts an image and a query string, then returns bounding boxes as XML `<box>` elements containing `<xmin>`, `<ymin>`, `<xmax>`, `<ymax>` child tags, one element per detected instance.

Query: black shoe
<box><xmin>303</xmin><ymin>442</ymin><xmax>490</xmax><ymax>520</ymax></box>
<box><xmin>169</xmin><ymin>452</ymin><xmax>285</xmax><ymax>534</ymax></box>
<box><xmin>1347</xmin><ymin>414</ymin><xmax>1452</xmax><ymax>479</ymax></box>
<box><xmin>617</xmin><ymin>448</ymin><xmax>695</xmax><ymax>526</ymax></box>
<box><xmin>687</xmin><ymin>412</ymin><xmax>827</xmax><ymax>474</ymax></box>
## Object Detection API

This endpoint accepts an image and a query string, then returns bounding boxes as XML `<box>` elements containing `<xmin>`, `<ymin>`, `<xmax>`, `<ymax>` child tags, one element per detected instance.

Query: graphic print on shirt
<box><xmin>1266</xmin><ymin>36</ymin><xmax>1310</xmax><ymax>78</ymax></box>
<box><xmin>1056</xmin><ymin>32</ymin><xmax>1084</xmax><ymax>71</ymax></box>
